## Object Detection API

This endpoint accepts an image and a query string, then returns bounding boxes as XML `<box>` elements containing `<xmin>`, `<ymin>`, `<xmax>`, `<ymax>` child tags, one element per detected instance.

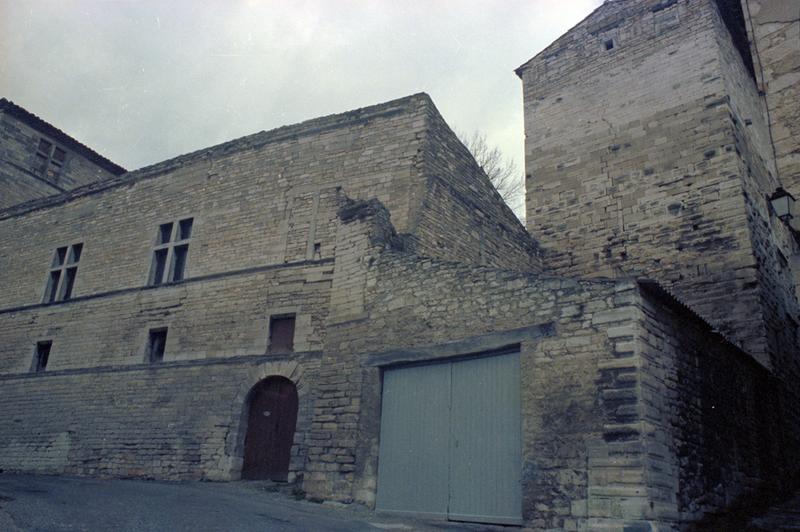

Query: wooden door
<box><xmin>242</xmin><ymin>377</ymin><xmax>298</xmax><ymax>481</ymax></box>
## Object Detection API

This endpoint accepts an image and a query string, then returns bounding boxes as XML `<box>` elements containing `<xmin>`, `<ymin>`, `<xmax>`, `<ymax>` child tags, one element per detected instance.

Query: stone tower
<box><xmin>516</xmin><ymin>0</ymin><xmax>800</xmax><ymax>377</ymax></box>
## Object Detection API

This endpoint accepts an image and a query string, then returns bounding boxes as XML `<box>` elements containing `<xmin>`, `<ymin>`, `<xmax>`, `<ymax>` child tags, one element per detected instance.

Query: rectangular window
<box><xmin>43</xmin><ymin>243</ymin><xmax>83</xmax><ymax>303</ymax></box>
<box><xmin>33</xmin><ymin>137</ymin><xmax>67</xmax><ymax>177</ymax></box>
<box><xmin>148</xmin><ymin>217</ymin><xmax>193</xmax><ymax>286</ymax></box>
<box><xmin>33</xmin><ymin>341</ymin><xmax>52</xmax><ymax>372</ymax></box>
<box><xmin>268</xmin><ymin>315</ymin><xmax>296</xmax><ymax>353</ymax></box>
<box><xmin>171</xmin><ymin>244</ymin><xmax>188</xmax><ymax>282</ymax></box>
<box><xmin>147</xmin><ymin>328</ymin><xmax>168</xmax><ymax>363</ymax></box>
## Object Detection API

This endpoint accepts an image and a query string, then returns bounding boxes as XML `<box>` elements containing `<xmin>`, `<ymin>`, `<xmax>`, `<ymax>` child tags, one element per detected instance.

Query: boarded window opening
<box><xmin>147</xmin><ymin>328</ymin><xmax>168</xmax><ymax>363</ymax></box>
<box><xmin>34</xmin><ymin>341</ymin><xmax>52</xmax><ymax>372</ymax></box>
<box><xmin>269</xmin><ymin>315</ymin><xmax>296</xmax><ymax>353</ymax></box>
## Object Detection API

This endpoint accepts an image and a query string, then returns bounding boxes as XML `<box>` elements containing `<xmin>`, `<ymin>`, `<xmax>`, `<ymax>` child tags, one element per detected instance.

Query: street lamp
<box><xmin>769</xmin><ymin>187</ymin><xmax>795</xmax><ymax>221</ymax></box>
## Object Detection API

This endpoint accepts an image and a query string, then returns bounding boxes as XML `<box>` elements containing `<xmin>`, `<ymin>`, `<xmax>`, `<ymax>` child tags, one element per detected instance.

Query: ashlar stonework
<box><xmin>1</xmin><ymin>0</ymin><xmax>799</xmax><ymax>530</ymax></box>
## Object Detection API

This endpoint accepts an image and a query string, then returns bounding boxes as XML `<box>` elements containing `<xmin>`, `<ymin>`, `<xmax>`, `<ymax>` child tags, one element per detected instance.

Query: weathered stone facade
<box><xmin>517</xmin><ymin>0</ymin><xmax>797</xmax><ymax>370</ymax></box>
<box><xmin>742</xmin><ymin>0</ymin><xmax>800</xmax><ymax>191</ymax></box>
<box><xmin>0</xmin><ymin>99</ymin><xmax>125</xmax><ymax>210</ymax></box>
<box><xmin>0</xmin><ymin>1</ymin><xmax>798</xmax><ymax>530</ymax></box>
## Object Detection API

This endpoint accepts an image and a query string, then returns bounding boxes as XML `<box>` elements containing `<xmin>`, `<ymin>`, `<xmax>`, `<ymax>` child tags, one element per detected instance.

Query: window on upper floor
<box><xmin>34</xmin><ymin>138</ymin><xmax>67</xmax><ymax>178</ymax></box>
<box><xmin>43</xmin><ymin>243</ymin><xmax>83</xmax><ymax>303</ymax></box>
<box><xmin>147</xmin><ymin>328</ymin><xmax>168</xmax><ymax>363</ymax></box>
<box><xmin>148</xmin><ymin>218</ymin><xmax>193</xmax><ymax>286</ymax></box>
<box><xmin>32</xmin><ymin>340</ymin><xmax>52</xmax><ymax>372</ymax></box>
<box><xmin>268</xmin><ymin>314</ymin><xmax>296</xmax><ymax>354</ymax></box>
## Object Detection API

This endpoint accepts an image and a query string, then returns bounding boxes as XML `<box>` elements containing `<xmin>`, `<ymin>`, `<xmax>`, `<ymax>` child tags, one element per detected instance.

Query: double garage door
<box><xmin>376</xmin><ymin>351</ymin><xmax>522</xmax><ymax>525</ymax></box>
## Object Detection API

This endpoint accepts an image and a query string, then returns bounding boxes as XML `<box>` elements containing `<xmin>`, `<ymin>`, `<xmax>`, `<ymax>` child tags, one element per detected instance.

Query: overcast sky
<box><xmin>0</xmin><ymin>0</ymin><xmax>601</xmax><ymax>174</ymax></box>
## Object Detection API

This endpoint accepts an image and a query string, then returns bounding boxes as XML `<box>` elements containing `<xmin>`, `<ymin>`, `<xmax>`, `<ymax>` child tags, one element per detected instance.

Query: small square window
<box><xmin>269</xmin><ymin>315</ymin><xmax>296</xmax><ymax>354</ymax></box>
<box><xmin>604</xmin><ymin>39</ymin><xmax>614</xmax><ymax>50</ymax></box>
<box><xmin>147</xmin><ymin>328</ymin><xmax>168</xmax><ymax>363</ymax></box>
<box><xmin>33</xmin><ymin>341</ymin><xmax>52</xmax><ymax>372</ymax></box>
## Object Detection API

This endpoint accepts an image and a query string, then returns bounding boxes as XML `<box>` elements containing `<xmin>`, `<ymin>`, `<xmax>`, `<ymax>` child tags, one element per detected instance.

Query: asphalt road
<box><xmin>0</xmin><ymin>474</ymin><xmax>496</xmax><ymax>532</ymax></box>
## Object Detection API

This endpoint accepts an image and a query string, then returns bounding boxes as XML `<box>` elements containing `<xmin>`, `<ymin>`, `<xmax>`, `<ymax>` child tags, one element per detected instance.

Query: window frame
<box><xmin>31</xmin><ymin>340</ymin><xmax>53</xmax><ymax>372</ymax></box>
<box><xmin>146</xmin><ymin>327</ymin><xmax>169</xmax><ymax>364</ymax></box>
<box><xmin>147</xmin><ymin>217</ymin><xmax>194</xmax><ymax>286</ymax></box>
<box><xmin>268</xmin><ymin>313</ymin><xmax>297</xmax><ymax>354</ymax></box>
<box><xmin>33</xmin><ymin>137</ymin><xmax>68</xmax><ymax>178</ymax></box>
<box><xmin>42</xmin><ymin>242</ymin><xmax>84</xmax><ymax>303</ymax></box>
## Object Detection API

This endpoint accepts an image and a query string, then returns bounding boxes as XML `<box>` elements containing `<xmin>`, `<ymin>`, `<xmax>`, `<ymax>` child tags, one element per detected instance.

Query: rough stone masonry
<box><xmin>0</xmin><ymin>0</ymin><xmax>798</xmax><ymax>530</ymax></box>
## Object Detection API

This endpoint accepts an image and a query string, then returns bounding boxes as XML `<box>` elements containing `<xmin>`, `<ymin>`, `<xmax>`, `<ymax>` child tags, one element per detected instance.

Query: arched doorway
<box><xmin>242</xmin><ymin>376</ymin><xmax>299</xmax><ymax>481</ymax></box>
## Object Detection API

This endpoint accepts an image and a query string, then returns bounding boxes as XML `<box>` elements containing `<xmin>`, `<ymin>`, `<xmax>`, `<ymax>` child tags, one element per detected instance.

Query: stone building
<box><xmin>0</xmin><ymin>98</ymin><xmax>126</xmax><ymax>210</ymax></box>
<box><xmin>0</xmin><ymin>0</ymin><xmax>798</xmax><ymax>530</ymax></box>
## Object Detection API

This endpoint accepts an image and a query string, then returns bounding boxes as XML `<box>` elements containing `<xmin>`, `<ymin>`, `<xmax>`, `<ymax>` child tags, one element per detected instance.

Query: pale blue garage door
<box><xmin>375</xmin><ymin>351</ymin><xmax>522</xmax><ymax>525</ymax></box>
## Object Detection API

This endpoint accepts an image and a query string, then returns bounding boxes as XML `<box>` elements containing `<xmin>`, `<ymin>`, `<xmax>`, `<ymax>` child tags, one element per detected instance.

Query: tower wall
<box><xmin>742</xmin><ymin>0</ymin><xmax>800</xmax><ymax>191</ymax></box>
<box><xmin>519</xmin><ymin>0</ymin><xmax>798</xmax><ymax>369</ymax></box>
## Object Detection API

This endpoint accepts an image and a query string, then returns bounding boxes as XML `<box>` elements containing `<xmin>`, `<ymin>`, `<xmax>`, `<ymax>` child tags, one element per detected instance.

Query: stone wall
<box><xmin>636</xmin><ymin>282</ymin><xmax>791</xmax><ymax>527</ymax></box>
<box><xmin>0</xmin><ymin>94</ymin><xmax>540</xmax><ymax>314</ymax></box>
<box><xmin>714</xmin><ymin>0</ymin><xmax>800</xmax><ymax>428</ymax></box>
<box><xmin>0</xmin><ymin>102</ymin><xmax>124</xmax><ymax>209</ymax></box>
<box><xmin>742</xmin><ymin>0</ymin><xmax>800</xmax><ymax>190</ymax></box>
<box><xmin>0</xmin><ymin>93</ymin><xmax>543</xmax><ymax>501</ymax></box>
<box><xmin>0</xmin><ymin>354</ymin><xmax>319</xmax><ymax>482</ymax></box>
<box><xmin>303</xmin><ymin>200</ymin><xmax>664</xmax><ymax>529</ymax></box>
<box><xmin>0</xmin><ymin>96</ymin><xmax>428</xmax><ymax>311</ymax></box>
<box><xmin>518</xmin><ymin>0</ymin><xmax>799</xmax><ymax>369</ymax></box>
<box><xmin>0</xmin><ymin>263</ymin><xmax>332</xmax><ymax>374</ymax></box>
<box><xmin>409</xmin><ymin>101</ymin><xmax>542</xmax><ymax>270</ymax></box>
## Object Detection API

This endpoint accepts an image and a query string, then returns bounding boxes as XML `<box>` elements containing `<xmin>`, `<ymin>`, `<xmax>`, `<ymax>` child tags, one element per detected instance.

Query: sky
<box><xmin>0</xmin><ymin>0</ymin><xmax>601</xmax><ymax>177</ymax></box>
